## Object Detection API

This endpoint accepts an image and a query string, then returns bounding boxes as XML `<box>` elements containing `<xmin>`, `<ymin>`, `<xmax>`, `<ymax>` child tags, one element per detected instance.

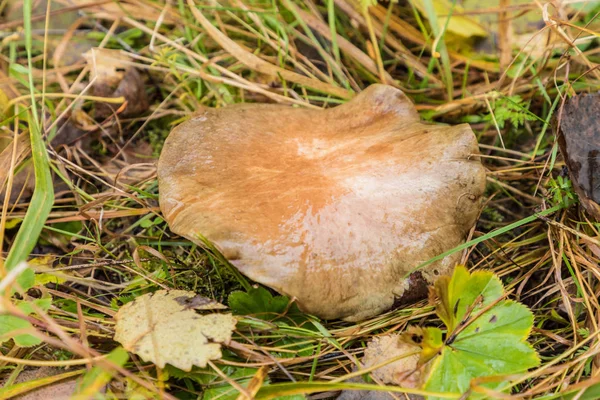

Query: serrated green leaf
<box><xmin>488</xmin><ymin>95</ymin><xmax>537</xmax><ymax>129</ymax></box>
<box><xmin>423</xmin><ymin>267</ymin><xmax>540</xmax><ymax>399</ymax></box>
<box><xmin>457</xmin><ymin>300</ymin><xmax>534</xmax><ymax>341</ymax></box>
<box><xmin>451</xmin><ymin>337</ymin><xmax>538</xmax><ymax>375</ymax></box>
<box><xmin>424</xmin><ymin>347</ymin><xmax>471</xmax><ymax>398</ymax></box>
<box><xmin>435</xmin><ymin>266</ymin><xmax>503</xmax><ymax>331</ymax></box>
<box><xmin>228</xmin><ymin>287</ymin><xmax>290</xmax><ymax>319</ymax></box>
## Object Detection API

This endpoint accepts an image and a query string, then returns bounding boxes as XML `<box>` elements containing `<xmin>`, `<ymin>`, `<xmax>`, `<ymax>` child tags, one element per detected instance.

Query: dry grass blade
<box><xmin>187</xmin><ymin>0</ymin><xmax>353</xmax><ymax>99</ymax></box>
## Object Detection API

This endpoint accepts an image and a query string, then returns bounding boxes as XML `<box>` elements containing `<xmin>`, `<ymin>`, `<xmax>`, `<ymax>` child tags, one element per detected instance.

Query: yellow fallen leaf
<box><xmin>28</xmin><ymin>256</ymin><xmax>67</xmax><ymax>286</ymax></box>
<box><xmin>411</xmin><ymin>0</ymin><xmax>487</xmax><ymax>39</ymax></box>
<box><xmin>114</xmin><ymin>290</ymin><xmax>236</xmax><ymax>371</ymax></box>
<box><xmin>4</xmin><ymin>219</ymin><xmax>22</xmax><ymax>230</ymax></box>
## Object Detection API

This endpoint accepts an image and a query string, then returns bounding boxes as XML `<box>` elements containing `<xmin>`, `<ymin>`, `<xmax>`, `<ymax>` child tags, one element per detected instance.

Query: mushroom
<box><xmin>158</xmin><ymin>85</ymin><xmax>486</xmax><ymax>321</ymax></box>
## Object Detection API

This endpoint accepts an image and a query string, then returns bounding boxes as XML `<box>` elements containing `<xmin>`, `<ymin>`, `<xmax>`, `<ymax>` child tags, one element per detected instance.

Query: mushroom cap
<box><xmin>158</xmin><ymin>85</ymin><xmax>486</xmax><ymax>320</ymax></box>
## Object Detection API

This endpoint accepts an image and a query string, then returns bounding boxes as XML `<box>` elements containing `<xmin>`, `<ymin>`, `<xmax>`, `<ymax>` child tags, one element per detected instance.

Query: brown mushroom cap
<box><xmin>158</xmin><ymin>85</ymin><xmax>486</xmax><ymax>320</ymax></box>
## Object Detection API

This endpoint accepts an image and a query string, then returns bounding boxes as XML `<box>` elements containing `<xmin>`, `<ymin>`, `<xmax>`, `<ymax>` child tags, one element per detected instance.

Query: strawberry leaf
<box><xmin>421</xmin><ymin>266</ymin><xmax>540</xmax><ymax>399</ymax></box>
<box><xmin>434</xmin><ymin>266</ymin><xmax>504</xmax><ymax>331</ymax></box>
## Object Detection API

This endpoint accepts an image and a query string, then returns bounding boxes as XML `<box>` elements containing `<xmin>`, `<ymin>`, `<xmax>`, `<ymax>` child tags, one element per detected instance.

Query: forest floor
<box><xmin>1</xmin><ymin>0</ymin><xmax>600</xmax><ymax>399</ymax></box>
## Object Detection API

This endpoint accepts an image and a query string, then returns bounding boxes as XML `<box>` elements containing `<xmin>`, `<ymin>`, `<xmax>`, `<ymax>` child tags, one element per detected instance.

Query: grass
<box><xmin>1</xmin><ymin>0</ymin><xmax>600</xmax><ymax>398</ymax></box>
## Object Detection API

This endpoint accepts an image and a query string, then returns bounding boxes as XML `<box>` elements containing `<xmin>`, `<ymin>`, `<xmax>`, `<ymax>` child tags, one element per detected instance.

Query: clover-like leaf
<box><xmin>420</xmin><ymin>266</ymin><xmax>540</xmax><ymax>399</ymax></box>
<box><xmin>114</xmin><ymin>290</ymin><xmax>236</xmax><ymax>371</ymax></box>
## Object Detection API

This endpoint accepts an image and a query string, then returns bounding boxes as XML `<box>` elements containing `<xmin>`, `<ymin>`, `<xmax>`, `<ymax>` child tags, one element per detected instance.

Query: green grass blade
<box><xmin>4</xmin><ymin>117</ymin><xmax>54</xmax><ymax>291</ymax></box>
<box><xmin>22</xmin><ymin>0</ymin><xmax>39</xmax><ymax>126</ymax></box>
<box><xmin>419</xmin><ymin>0</ymin><xmax>453</xmax><ymax>99</ymax></box>
<box><xmin>406</xmin><ymin>203</ymin><xmax>564</xmax><ymax>277</ymax></box>
<box><xmin>327</xmin><ymin>0</ymin><xmax>341</xmax><ymax>67</ymax></box>
<box><xmin>3</xmin><ymin>0</ymin><xmax>55</xmax><ymax>291</ymax></box>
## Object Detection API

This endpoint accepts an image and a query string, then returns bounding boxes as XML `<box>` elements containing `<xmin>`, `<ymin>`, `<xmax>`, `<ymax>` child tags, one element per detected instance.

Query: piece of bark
<box><xmin>556</xmin><ymin>92</ymin><xmax>600</xmax><ymax>220</ymax></box>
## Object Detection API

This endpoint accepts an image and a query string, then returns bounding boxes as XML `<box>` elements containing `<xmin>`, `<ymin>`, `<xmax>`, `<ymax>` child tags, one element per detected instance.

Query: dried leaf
<box><xmin>114</xmin><ymin>290</ymin><xmax>236</xmax><ymax>371</ymax></box>
<box><xmin>557</xmin><ymin>92</ymin><xmax>600</xmax><ymax>220</ymax></box>
<box><xmin>363</xmin><ymin>334</ymin><xmax>422</xmax><ymax>388</ymax></box>
<box><xmin>338</xmin><ymin>334</ymin><xmax>423</xmax><ymax>400</ymax></box>
<box><xmin>174</xmin><ymin>293</ymin><xmax>227</xmax><ymax>311</ymax></box>
<box><xmin>84</xmin><ymin>48</ymin><xmax>149</xmax><ymax>119</ymax></box>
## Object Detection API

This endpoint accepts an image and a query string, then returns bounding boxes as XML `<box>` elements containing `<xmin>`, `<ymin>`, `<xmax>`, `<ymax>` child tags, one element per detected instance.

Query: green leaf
<box><xmin>201</xmin><ymin>367</ymin><xmax>259</xmax><ymax>400</ymax></box>
<box><xmin>424</xmin><ymin>347</ymin><xmax>471</xmax><ymax>397</ymax></box>
<box><xmin>16</xmin><ymin>297</ymin><xmax>52</xmax><ymax>314</ymax></box>
<box><xmin>139</xmin><ymin>216</ymin><xmax>154</xmax><ymax>229</ymax></box>
<box><xmin>488</xmin><ymin>95</ymin><xmax>538</xmax><ymax>129</ymax></box>
<box><xmin>192</xmin><ymin>365</ymin><xmax>306</xmax><ymax>400</ymax></box>
<box><xmin>422</xmin><ymin>267</ymin><xmax>540</xmax><ymax>399</ymax></box>
<box><xmin>229</xmin><ymin>287</ymin><xmax>290</xmax><ymax>319</ymax></box>
<box><xmin>434</xmin><ymin>266</ymin><xmax>503</xmax><ymax>331</ymax></box>
<box><xmin>0</xmin><ymin>298</ymin><xmax>52</xmax><ymax>347</ymax></box>
<box><xmin>0</xmin><ymin>315</ymin><xmax>39</xmax><ymax>347</ymax></box>
<box><xmin>421</xmin><ymin>327</ymin><xmax>444</xmax><ymax>364</ymax></box>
